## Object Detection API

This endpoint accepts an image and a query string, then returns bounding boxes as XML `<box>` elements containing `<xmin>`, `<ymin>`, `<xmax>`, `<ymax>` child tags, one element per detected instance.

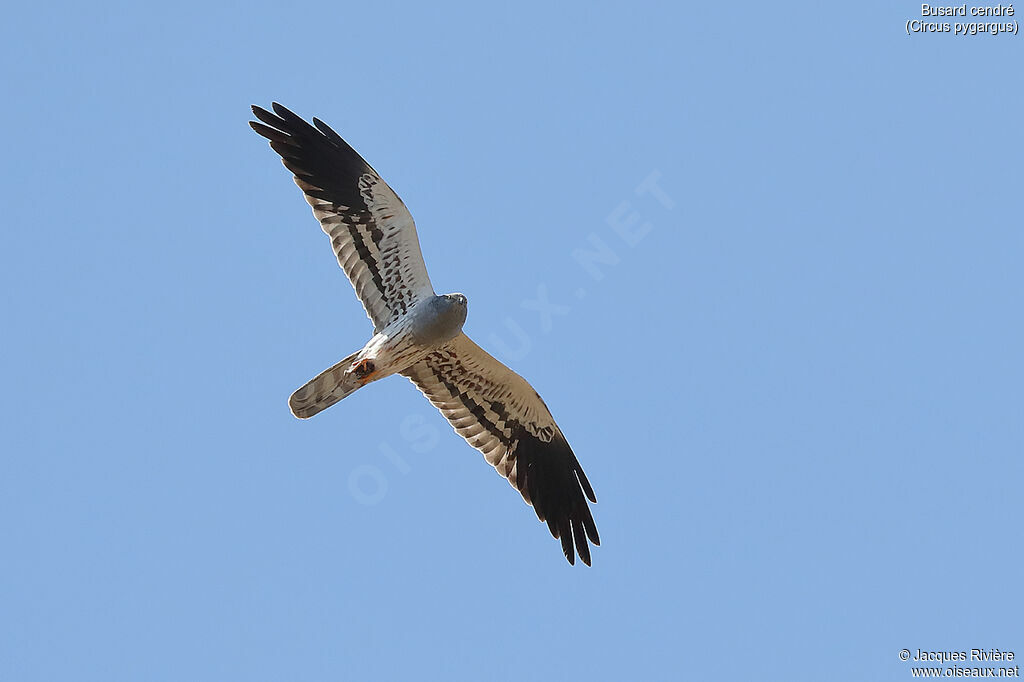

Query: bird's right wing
<box><xmin>250</xmin><ymin>103</ymin><xmax>434</xmax><ymax>331</ymax></box>
<box><xmin>401</xmin><ymin>334</ymin><xmax>599</xmax><ymax>565</ymax></box>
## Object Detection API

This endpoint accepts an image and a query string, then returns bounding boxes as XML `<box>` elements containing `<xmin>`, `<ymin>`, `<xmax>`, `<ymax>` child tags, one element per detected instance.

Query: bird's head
<box><xmin>441</xmin><ymin>292</ymin><xmax>468</xmax><ymax>330</ymax></box>
<box><xmin>446</xmin><ymin>293</ymin><xmax>468</xmax><ymax>309</ymax></box>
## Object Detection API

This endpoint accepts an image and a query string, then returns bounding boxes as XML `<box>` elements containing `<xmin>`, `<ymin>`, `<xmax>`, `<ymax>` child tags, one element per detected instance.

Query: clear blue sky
<box><xmin>2</xmin><ymin>2</ymin><xmax>1021</xmax><ymax>680</ymax></box>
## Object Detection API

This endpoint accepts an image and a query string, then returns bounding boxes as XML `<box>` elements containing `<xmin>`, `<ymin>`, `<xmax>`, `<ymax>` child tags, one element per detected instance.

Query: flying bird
<box><xmin>250</xmin><ymin>103</ymin><xmax>599</xmax><ymax>565</ymax></box>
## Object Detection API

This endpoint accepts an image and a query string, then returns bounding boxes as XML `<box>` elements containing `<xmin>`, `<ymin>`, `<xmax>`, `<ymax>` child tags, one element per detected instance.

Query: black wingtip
<box><xmin>510</xmin><ymin>427</ymin><xmax>599</xmax><ymax>567</ymax></box>
<box><xmin>271</xmin><ymin>102</ymin><xmax>304</xmax><ymax>126</ymax></box>
<box><xmin>561</xmin><ymin>530</ymin><xmax>576</xmax><ymax>565</ymax></box>
<box><xmin>559</xmin><ymin>517</ymin><xmax>575</xmax><ymax>565</ymax></box>
<box><xmin>583</xmin><ymin>508</ymin><xmax>600</xmax><ymax>546</ymax></box>
<box><xmin>576</xmin><ymin>469</ymin><xmax>597</xmax><ymax>504</ymax></box>
<box><xmin>249</xmin><ymin>120</ymin><xmax>291</xmax><ymax>143</ymax></box>
<box><xmin>312</xmin><ymin>116</ymin><xmax>348</xmax><ymax>147</ymax></box>
<box><xmin>573</xmin><ymin>518</ymin><xmax>592</xmax><ymax>566</ymax></box>
<box><xmin>251</xmin><ymin>104</ymin><xmax>284</xmax><ymax>130</ymax></box>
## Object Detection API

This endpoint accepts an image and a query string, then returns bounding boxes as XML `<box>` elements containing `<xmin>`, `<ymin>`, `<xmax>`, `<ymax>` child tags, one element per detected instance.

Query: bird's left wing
<box><xmin>250</xmin><ymin>103</ymin><xmax>434</xmax><ymax>331</ymax></box>
<box><xmin>401</xmin><ymin>334</ymin><xmax>600</xmax><ymax>565</ymax></box>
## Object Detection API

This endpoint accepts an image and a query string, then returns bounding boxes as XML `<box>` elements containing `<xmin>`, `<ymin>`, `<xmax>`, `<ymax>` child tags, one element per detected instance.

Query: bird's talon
<box><xmin>352</xmin><ymin>359</ymin><xmax>376</xmax><ymax>383</ymax></box>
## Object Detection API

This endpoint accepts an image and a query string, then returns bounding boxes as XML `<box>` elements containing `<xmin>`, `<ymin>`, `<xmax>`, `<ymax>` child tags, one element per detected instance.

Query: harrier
<box><xmin>250</xmin><ymin>104</ymin><xmax>599</xmax><ymax>565</ymax></box>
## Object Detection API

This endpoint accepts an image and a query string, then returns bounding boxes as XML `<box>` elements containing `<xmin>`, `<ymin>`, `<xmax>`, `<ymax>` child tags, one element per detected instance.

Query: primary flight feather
<box><xmin>250</xmin><ymin>103</ymin><xmax>599</xmax><ymax>565</ymax></box>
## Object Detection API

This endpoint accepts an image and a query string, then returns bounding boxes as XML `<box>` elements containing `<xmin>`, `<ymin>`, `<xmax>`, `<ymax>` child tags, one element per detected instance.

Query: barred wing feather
<box><xmin>402</xmin><ymin>334</ymin><xmax>600</xmax><ymax>565</ymax></box>
<box><xmin>250</xmin><ymin>103</ymin><xmax>434</xmax><ymax>331</ymax></box>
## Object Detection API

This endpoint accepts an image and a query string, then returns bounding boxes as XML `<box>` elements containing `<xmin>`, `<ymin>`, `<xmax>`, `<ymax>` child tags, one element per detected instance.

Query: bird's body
<box><xmin>289</xmin><ymin>293</ymin><xmax>467</xmax><ymax>418</ymax></box>
<box><xmin>251</xmin><ymin>103</ymin><xmax>599</xmax><ymax>565</ymax></box>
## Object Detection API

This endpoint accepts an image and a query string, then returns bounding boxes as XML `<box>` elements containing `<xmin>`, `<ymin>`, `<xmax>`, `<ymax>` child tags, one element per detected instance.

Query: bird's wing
<box><xmin>250</xmin><ymin>103</ymin><xmax>434</xmax><ymax>330</ymax></box>
<box><xmin>401</xmin><ymin>334</ymin><xmax>599</xmax><ymax>565</ymax></box>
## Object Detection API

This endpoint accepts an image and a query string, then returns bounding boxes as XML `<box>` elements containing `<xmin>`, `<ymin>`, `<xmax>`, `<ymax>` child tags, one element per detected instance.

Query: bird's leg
<box><xmin>351</xmin><ymin>358</ymin><xmax>378</xmax><ymax>385</ymax></box>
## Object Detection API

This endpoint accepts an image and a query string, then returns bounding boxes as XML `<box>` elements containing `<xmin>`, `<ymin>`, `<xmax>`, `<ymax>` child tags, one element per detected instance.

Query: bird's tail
<box><xmin>289</xmin><ymin>351</ymin><xmax>362</xmax><ymax>419</ymax></box>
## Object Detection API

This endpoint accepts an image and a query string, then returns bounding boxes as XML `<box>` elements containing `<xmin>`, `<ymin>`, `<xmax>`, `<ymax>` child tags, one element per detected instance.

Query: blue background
<box><xmin>2</xmin><ymin>2</ymin><xmax>1020</xmax><ymax>680</ymax></box>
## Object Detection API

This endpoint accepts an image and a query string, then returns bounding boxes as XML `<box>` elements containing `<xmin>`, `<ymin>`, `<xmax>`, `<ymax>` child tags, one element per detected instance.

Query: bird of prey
<box><xmin>250</xmin><ymin>103</ymin><xmax>599</xmax><ymax>565</ymax></box>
